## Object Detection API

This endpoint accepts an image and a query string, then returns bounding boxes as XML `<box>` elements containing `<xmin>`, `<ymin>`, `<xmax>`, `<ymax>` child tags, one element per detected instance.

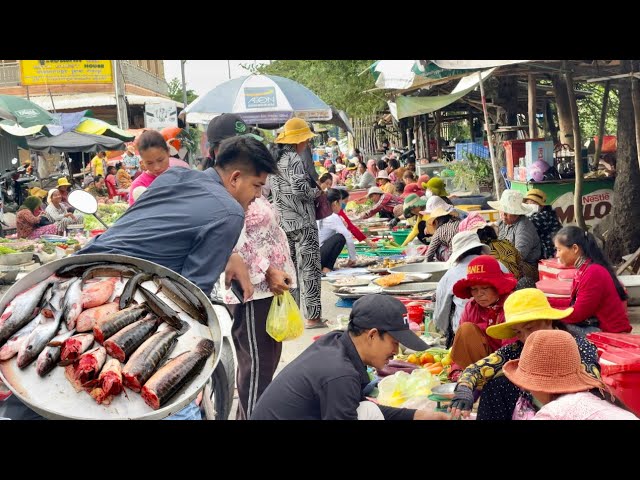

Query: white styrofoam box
<box><xmin>525</xmin><ymin>140</ymin><xmax>554</xmax><ymax>167</ymax></box>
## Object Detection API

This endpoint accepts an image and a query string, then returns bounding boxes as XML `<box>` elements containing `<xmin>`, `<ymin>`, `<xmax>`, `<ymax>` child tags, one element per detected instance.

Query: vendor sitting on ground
<box><xmin>250</xmin><ymin>294</ymin><xmax>449</xmax><ymax>420</ymax></box>
<box><xmin>403</xmin><ymin>182</ymin><xmax>425</xmax><ymax>198</ymax></box>
<box><xmin>458</xmin><ymin>212</ymin><xmax>529</xmax><ymax>280</ymax></box>
<box><xmin>56</xmin><ymin>178</ymin><xmax>72</xmax><ymax>210</ymax></box>
<box><xmin>425</xmin><ymin>177</ymin><xmax>452</xmax><ymax>205</ymax></box>
<box><xmin>105</xmin><ymin>165</ymin><xmax>129</xmax><ymax>201</ymax></box>
<box><xmin>359</xmin><ymin>187</ymin><xmax>403</xmax><ymax>220</ymax></box>
<box><xmin>403</xmin><ymin>170</ymin><xmax>417</xmax><ymax>185</ymax></box>
<box><xmin>449</xmin><ymin>255</ymin><xmax>517</xmax><ymax>377</ymax></box>
<box><xmin>357</xmin><ymin>160</ymin><xmax>376</xmax><ymax>189</ymax></box>
<box><xmin>376</xmin><ymin>170</ymin><xmax>395</xmax><ymax>194</ymax></box>
<box><xmin>84</xmin><ymin>175</ymin><xmax>110</xmax><ymax>203</ymax></box>
<box><xmin>449</xmin><ymin>288</ymin><xmax>600</xmax><ymax>421</ymax></box>
<box><xmin>523</xmin><ymin>188</ymin><xmax>562</xmax><ymax>260</ymax></box>
<box><xmin>502</xmin><ymin>329</ymin><xmax>637</xmax><ymax>420</ymax></box>
<box><xmin>116</xmin><ymin>162</ymin><xmax>133</xmax><ymax>190</ymax></box>
<box><xmin>400</xmin><ymin>194</ymin><xmax>429</xmax><ymax>247</ymax></box>
<box><xmin>45</xmin><ymin>188</ymin><xmax>84</xmax><ymax>235</ymax></box>
<box><xmin>488</xmin><ymin>189</ymin><xmax>541</xmax><ymax>284</ymax></box>
<box><xmin>550</xmin><ymin>226</ymin><xmax>631</xmax><ymax>335</ymax></box>
<box><xmin>318</xmin><ymin>189</ymin><xmax>358</xmax><ymax>273</ymax></box>
<box><xmin>435</xmin><ymin>231</ymin><xmax>507</xmax><ymax>347</ymax></box>
<box><xmin>318</xmin><ymin>172</ymin><xmax>333</xmax><ymax>192</ymax></box>
<box><xmin>425</xmin><ymin>205</ymin><xmax>461</xmax><ymax>262</ymax></box>
<box><xmin>16</xmin><ymin>196</ymin><xmax>58</xmax><ymax>239</ymax></box>
<box><xmin>337</xmin><ymin>189</ymin><xmax>377</xmax><ymax>250</ymax></box>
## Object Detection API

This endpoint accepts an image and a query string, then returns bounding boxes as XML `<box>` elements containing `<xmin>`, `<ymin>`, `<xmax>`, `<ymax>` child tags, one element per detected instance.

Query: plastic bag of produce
<box><xmin>377</xmin><ymin>369</ymin><xmax>440</xmax><ymax>408</ymax></box>
<box><xmin>266</xmin><ymin>291</ymin><xmax>304</xmax><ymax>342</ymax></box>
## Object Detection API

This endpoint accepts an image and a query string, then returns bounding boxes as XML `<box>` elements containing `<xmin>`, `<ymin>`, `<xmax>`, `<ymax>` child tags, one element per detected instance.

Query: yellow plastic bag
<box><xmin>377</xmin><ymin>369</ymin><xmax>441</xmax><ymax>408</ymax></box>
<box><xmin>266</xmin><ymin>291</ymin><xmax>304</xmax><ymax>342</ymax></box>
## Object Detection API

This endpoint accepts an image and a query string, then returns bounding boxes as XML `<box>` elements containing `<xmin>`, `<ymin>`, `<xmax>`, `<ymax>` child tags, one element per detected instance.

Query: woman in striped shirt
<box><xmin>425</xmin><ymin>206</ymin><xmax>461</xmax><ymax>262</ymax></box>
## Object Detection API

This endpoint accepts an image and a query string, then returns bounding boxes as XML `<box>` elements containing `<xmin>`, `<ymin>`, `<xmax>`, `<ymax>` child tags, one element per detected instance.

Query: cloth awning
<box><xmin>26</xmin><ymin>93</ymin><xmax>182</xmax><ymax>111</ymax></box>
<box><xmin>27</xmin><ymin>131</ymin><xmax>126</xmax><ymax>153</ymax></box>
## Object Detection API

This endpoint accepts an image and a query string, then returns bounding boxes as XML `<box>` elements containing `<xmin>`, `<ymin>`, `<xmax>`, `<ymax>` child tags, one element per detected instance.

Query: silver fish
<box><xmin>17</xmin><ymin>304</ymin><xmax>62</xmax><ymax>369</ymax></box>
<box><xmin>62</xmin><ymin>278</ymin><xmax>83</xmax><ymax>330</ymax></box>
<box><xmin>0</xmin><ymin>315</ymin><xmax>42</xmax><ymax>361</ymax></box>
<box><xmin>0</xmin><ymin>279</ymin><xmax>54</xmax><ymax>344</ymax></box>
<box><xmin>36</xmin><ymin>328</ymin><xmax>75</xmax><ymax>377</ymax></box>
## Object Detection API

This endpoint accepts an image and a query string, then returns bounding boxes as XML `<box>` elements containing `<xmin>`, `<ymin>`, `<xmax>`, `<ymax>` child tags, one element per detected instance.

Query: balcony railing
<box><xmin>0</xmin><ymin>63</ymin><xmax>20</xmax><ymax>86</ymax></box>
<box><xmin>121</xmin><ymin>61</ymin><xmax>169</xmax><ymax>96</ymax></box>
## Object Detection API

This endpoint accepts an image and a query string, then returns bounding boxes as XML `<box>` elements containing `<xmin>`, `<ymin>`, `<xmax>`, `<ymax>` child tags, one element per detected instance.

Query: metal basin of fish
<box><xmin>380</xmin><ymin>282</ymin><xmax>439</xmax><ymax>296</ymax></box>
<box><xmin>387</xmin><ymin>262</ymin><xmax>449</xmax><ymax>282</ymax></box>
<box><xmin>0</xmin><ymin>253</ymin><xmax>228</xmax><ymax>420</ymax></box>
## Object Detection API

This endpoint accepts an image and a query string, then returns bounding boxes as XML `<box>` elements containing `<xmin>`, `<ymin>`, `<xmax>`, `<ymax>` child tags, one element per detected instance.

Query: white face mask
<box><xmin>526</xmin><ymin>204</ymin><xmax>541</xmax><ymax>215</ymax></box>
<box><xmin>425</xmin><ymin>190</ymin><xmax>433</xmax><ymax>199</ymax></box>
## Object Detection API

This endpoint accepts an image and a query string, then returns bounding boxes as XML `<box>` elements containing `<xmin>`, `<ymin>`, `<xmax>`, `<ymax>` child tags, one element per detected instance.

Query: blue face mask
<box><xmin>341</xmin><ymin>202</ymin><xmax>347</xmax><ymax>210</ymax></box>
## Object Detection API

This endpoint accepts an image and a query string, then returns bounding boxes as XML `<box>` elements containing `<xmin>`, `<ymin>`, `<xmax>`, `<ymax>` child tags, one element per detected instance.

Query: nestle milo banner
<box><xmin>552</xmin><ymin>189</ymin><xmax>614</xmax><ymax>228</ymax></box>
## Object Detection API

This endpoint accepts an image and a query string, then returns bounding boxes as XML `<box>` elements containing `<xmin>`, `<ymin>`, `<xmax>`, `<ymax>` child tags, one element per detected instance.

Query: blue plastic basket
<box><xmin>455</xmin><ymin>142</ymin><xmax>490</xmax><ymax>160</ymax></box>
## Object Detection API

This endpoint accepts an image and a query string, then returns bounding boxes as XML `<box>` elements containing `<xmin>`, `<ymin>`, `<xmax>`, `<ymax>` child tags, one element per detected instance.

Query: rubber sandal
<box><xmin>305</xmin><ymin>322</ymin><xmax>328</xmax><ymax>330</ymax></box>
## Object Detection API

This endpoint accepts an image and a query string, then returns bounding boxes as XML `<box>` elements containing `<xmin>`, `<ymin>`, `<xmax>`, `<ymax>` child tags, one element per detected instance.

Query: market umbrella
<box><xmin>26</xmin><ymin>131</ymin><xmax>126</xmax><ymax>153</ymax></box>
<box><xmin>184</xmin><ymin>74</ymin><xmax>332</xmax><ymax>128</ymax></box>
<box><xmin>74</xmin><ymin>117</ymin><xmax>135</xmax><ymax>141</ymax></box>
<box><xmin>0</xmin><ymin>107</ymin><xmax>16</xmax><ymax>122</ymax></box>
<box><xmin>0</xmin><ymin>94</ymin><xmax>56</xmax><ymax>128</ymax></box>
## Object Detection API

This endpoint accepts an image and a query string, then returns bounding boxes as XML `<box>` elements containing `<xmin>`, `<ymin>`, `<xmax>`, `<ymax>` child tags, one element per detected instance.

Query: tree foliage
<box><xmin>253</xmin><ymin>60</ymin><xmax>386</xmax><ymax>117</ymax></box>
<box><xmin>167</xmin><ymin>77</ymin><xmax>198</xmax><ymax>105</ymax></box>
<box><xmin>576</xmin><ymin>82</ymin><xmax>619</xmax><ymax>139</ymax></box>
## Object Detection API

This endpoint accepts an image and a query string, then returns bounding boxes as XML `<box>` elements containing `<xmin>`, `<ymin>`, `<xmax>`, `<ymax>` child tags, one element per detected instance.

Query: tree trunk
<box><xmin>528</xmin><ymin>74</ymin><xmax>538</xmax><ymax>138</ymax></box>
<box><xmin>552</xmin><ymin>74</ymin><xmax>574</xmax><ymax>148</ymax></box>
<box><xmin>545</xmin><ymin>100</ymin><xmax>559</xmax><ymax>144</ymax></box>
<box><xmin>490</xmin><ymin>76</ymin><xmax>519</xmax><ymax>193</ymax></box>
<box><xmin>435</xmin><ymin>111</ymin><xmax>442</xmax><ymax>159</ymax></box>
<box><xmin>605</xmin><ymin>60</ymin><xmax>640</xmax><ymax>263</ymax></box>
<box><xmin>594</xmin><ymin>81</ymin><xmax>611</xmax><ymax>168</ymax></box>
<box><xmin>563</xmin><ymin>61</ymin><xmax>586</xmax><ymax>230</ymax></box>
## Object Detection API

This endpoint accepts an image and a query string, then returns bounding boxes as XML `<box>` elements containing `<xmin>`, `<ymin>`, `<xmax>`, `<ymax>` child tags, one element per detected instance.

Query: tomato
<box><xmin>420</xmin><ymin>352</ymin><xmax>435</xmax><ymax>365</ymax></box>
<box><xmin>407</xmin><ymin>354</ymin><xmax>420</xmax><ymax>365</ymax></box>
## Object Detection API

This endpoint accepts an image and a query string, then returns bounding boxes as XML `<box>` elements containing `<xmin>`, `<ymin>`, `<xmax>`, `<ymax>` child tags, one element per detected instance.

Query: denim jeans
<box><xmin>164</xmin><ymin>401</ymin><xmax>202</xmax><ymax>420</ymax></box>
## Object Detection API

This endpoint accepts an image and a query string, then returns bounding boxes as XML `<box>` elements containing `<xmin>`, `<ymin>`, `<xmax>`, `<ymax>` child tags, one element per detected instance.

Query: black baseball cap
<box><xmin>349</xmin><ymin>294</ymin><xmax>427</xmax><ymax>351</ymax></box>
<box><xmin>206</xmin><ymin>113</ymin><xmax>263</xmax><ymax>145</ymax></box>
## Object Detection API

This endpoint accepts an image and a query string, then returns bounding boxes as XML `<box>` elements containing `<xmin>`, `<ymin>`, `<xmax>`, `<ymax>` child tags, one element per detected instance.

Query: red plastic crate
<box><xmin>538</xmin><ymin>258</ymin><xmax>577</xmax><ymax>281</ymax></box>
<box><xmin>587</xmin><ymin>332</ymin><xmax>640</xmax><ymax>351</ymax></box>
<box><xmin>536</xmin><ymin>279</ymin><xmax>572</xmax><ymax>296</ymax></box>
<box><xmin>597</xmin><ymin>346</ymin><xmax>640</xmax><ymax>416</ymax></box>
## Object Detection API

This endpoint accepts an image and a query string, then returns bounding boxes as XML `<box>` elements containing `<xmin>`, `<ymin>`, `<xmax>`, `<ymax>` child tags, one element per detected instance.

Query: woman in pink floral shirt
<box><xmin>225</xmin><ymin>196</ymin><xmax>297</xmax><ymax>420</ymax></box>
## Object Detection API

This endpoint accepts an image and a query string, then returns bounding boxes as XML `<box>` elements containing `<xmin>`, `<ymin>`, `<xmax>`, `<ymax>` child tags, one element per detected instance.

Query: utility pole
<box><xmin>113</xmin><ymin>60</ymin><xmax>129</xmax><ymax>129</ymax></box>
<box><xmin>180</xmin><ymin>60</ymin><xmax>188</xmax><ymax>108</ymax></box>
<box><xmin>227</xmin><ymin>60</ymin><xmax>231</xmax><ymax>79</ymax></box>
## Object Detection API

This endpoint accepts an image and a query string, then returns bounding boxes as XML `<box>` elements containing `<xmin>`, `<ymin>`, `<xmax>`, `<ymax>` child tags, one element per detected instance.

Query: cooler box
<box><xmin>536</xmin><ymin>278</ymin><xmax>572</xmax><ymax>297</ymax></box>
<box><xmin>587</xmin><ymin>332</ymin><xmax>640</xmax><ymax>416</ymax></box>
<box><xmin>538</xmin><ymin>258</ymin><xmax>577</xmax><ymax>281</ymax></box>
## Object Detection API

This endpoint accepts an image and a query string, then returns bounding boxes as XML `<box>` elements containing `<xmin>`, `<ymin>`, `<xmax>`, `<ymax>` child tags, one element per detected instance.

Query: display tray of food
<box><xmin>380</xmin><ymin>282</ymin><xmax>439</xmax><ymax>296</ymax></box>
<box><xmin>328</xmin><ymin>275</ymin><xmax>378</xmax><ymax>289</ymax></box>
<box><xmin>334</xmin><ymin>285</ymin><xmax>383</xmax><ymax>299</ymax></box>
<box><xmin>0</xmin><ymin>254</ymin><xmax>223</xmax><ymax>420</ymax></box>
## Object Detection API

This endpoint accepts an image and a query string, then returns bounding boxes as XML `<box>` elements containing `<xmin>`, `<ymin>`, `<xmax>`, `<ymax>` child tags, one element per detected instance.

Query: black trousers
<box><xmin>230</xmin><ymin>297</ymin><xmax>282</xmax><ymax>420</ymax></box>
<box><xmin>320</xmin><ymin>233</ymin><xmax>346</xmax><ymax>270</ymax></box>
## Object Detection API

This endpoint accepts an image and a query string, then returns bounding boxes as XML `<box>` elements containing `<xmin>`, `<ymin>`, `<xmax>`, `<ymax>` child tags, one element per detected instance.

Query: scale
<box><xmin>428</xmin><ymin>393</ymin><xmax>452</xmax><ymax>412</ymax></box>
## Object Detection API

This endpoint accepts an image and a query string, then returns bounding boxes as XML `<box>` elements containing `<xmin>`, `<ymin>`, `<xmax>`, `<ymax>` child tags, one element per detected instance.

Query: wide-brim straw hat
<box><xmin>486</xmin><ymin>288</ymin><xmax>574</xmax><ymax>339</ymax></box>
<box><xmin>453</xmin><ymin>255</ymin><xmax>517</xmax><ymax>299</ymax></box>
<box><xmin>367</xmin><ymin>186</ymin><xmax>384</xmax><ymax>197</ymax></box>
<box><xmin>488</xmin><ymin>189</ymin><xmax>536</xmax><ymax>216</ymax></box>
<box><xmin>524</xmin><ymin>188</ymin><xmax>548</xmax><ymax>206</ymax></box>
<box><xmin>275</xmin><ymin>118</ymin><xmax>316</xmax><ymax>144</ymax></box>
<box><xmin>503</xmin><ymin>330</ymin><xmax>604</xmax><ymax>394</ymax></box>
<box><xmin>403</xmin><ymin>193</ymin><xmax>427</xmax><ymax>210</ymax></box>
<box><xmin>427</xmin><ymin>205</ymin><xmax>458</xmax><ymax>227</ymax></box>
<box><xmin>56</xmin><ymin>177</ymin><xmax>71</xmax><ymax>187</ymax></box>
<box><xmin>447</xmin><ymin>231</ymin><xmax>491</xmax><ymax>266</ymax></box>
<box><xmin>376</xmin><ymin>170</ymin><xmax>390</xmax><ymax>180</ymax></box>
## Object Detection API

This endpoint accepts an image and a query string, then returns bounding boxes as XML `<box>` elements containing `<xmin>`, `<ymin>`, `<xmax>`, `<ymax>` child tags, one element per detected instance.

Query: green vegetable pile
<box><xmin>83</xmin><ymin>203</ymin><xmax>128</xmax><ymax>231</ymax></box>
<box><xmin>0</xmin><ymin>246</ymin><xmax>18</xmax><ymax>254</ymax></box>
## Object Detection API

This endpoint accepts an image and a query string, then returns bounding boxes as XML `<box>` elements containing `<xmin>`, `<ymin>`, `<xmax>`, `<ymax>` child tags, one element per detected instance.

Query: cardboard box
<box><xmin>525</xmin><ymin>140</ymin><xmax>554</xmax><ymax>167</ymax></box>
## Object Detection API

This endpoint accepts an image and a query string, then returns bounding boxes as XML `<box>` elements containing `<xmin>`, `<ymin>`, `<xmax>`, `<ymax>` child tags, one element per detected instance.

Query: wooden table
<box><xmin>477</xmin><ymin>209</ymin><xmax>500</xmax><ymax>222</ymax></box>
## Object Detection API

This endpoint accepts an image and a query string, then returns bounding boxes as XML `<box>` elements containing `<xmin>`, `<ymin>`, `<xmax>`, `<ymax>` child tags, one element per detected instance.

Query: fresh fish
<box><xmin>103</xmin><ymin>315</ymin><xmax>159</xmax><ymax>363</ymax></box>
<box><xmin>119</xmin><ymin>272</ymin><xmax>153</xmax><ymax>310</ymax></box>
<box><xmin>141</xmin><ymin>338</ymin><xmax>214</xmax><ymax>410</ymax></box>
<box><xmin>17</xmin><ymin>305</ymin><xmax>62</xmax><ymax>369</ymax></box>
<box><xmin>122</xmin><ymin>328</ymin><xmax>180</xmax><ymax>392</ymax></box>
<box><xmin>93</xmin><ymin>304</ymin><xmax>148</xmax><ymax>344</ymax></box>
<box><xmin>153</xmin><ymin>276</ymin><xmax>207</xmax><ymax>324</ymax></box>
<box><xmin>0</xmin><ymin>315</ymin><xmax>41</xmax><ymax>361</ymax></box>
<box><xmin>59</xmin><ymin>333</ymin><xmax>94</xmax><ymax>364</ymax></box>
<box><xmin>88</xmin><ymin>359</ymin><xmax>125</xmax><ymax>405</ymax></box>
<box><xmin>0</xmin><ymin>279</ymin><xmax>54</xmax><ymax>344</ymax></box>
<box><xmin>172</xmin><ymin>280</ymin><xmax>208</xmax><ymax>320</ymax></box>
<box><xmin>76</xmin><ymin>302</ymin><xmax>119</xmax><ymax>333</ymax></box>
<box><xmin>36</xmin><ymin>328</ymin><xmax>75</xmax><ymax>377</ymax></box>
<box><xmin>62</xmin><ymin>278</ymin><xmax>83</xmax><ymax>330</ymax></box>
<box><xmin>49</xmin><ymin>279</ymin><xmax>73</xmax><ymax>312</ymax></box>
<box><xmin>138</xmin><ymin>286</ymin><xmax>182</xmax><ymax>330</ymax></box>
<box><xmin>56</xmin><ymin>262</ymin><xmax>110</xmax><ymax>278</ymax></box>
<box><xmin>82</xmin><ymin>277</ymin><xmax>118</xmax><ymax>309</ymax></box>
<box><xmin>64</xmin><ymin>346</ymin><xmax>106</xmax><ymax>392</ymax></box>
<box><xmin>81</xmin><ymin>264</ymin><xmax>140</xmax><ymax>286</ymax></box>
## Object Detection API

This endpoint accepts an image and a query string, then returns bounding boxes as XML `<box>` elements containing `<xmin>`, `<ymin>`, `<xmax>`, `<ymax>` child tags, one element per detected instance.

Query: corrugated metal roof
<box><xmin>26</xmin><ymin>93</ymin><xmax>182</xmax><ymax>111</ymax></box>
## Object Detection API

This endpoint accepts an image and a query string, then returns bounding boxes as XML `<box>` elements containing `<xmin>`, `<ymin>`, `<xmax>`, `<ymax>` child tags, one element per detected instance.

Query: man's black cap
<box><xmin>350</xmin><ymin>294</ymin><xmax>427</xmax><ymax>351</ymax></box>
<box><xmin>206</xmin><ymin>113</ymin><xmax>263</xmax><ymax>145</ymax></box>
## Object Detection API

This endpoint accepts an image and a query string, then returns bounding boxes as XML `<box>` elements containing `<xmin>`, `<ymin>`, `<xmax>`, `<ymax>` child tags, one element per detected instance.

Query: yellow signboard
<box><xmin>20</xmin><ymin>60</ymin><xmax>113</xmax><ymax>85</ymax></box>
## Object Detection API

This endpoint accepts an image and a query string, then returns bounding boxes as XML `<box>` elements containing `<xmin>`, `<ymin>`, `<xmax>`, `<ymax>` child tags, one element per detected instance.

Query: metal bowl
<box><xmin>0</xmin><ymin>253</ymin><xmax>229</xmax><ymax>420</ymax></box>
<box><xmin>0</xmin><ymin>252</ymin><xmax>34</xmax><ymax>266</ymax></box>
<box><xmin>381</xmin><ymin>282</ymin><xmax>439</xmax><ymax>295</ymax></box>
<box><xmin>431</xmin><ymin>382</ymin><xmax>456</xmax><ymax>399</ymax></box>
<box><xmin>388</xmin><ymin>262</ymin><xmax>449</xmax><ymax>282</ymax></box>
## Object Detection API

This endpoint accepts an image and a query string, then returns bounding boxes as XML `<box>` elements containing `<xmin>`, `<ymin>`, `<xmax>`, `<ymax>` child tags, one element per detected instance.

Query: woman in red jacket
<box><xmin>338</xmin><ymin>189</ymin><xmax>377</xmax><ymax>249</ymax></box>
<box><xmin>552</xmin><ymin>226</ymin><xmax>631</xmax><ymax>335</ymax></box>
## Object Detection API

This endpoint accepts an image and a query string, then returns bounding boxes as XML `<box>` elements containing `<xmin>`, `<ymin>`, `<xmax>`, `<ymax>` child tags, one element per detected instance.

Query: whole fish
<box><xmin>138</xmin><ymin>286</ymin><xmax>182</xmax><ymax>330</ymax></box>
<box><xmin>76</xmin><ymin>302</ymin><xmax>119</xmax><ymax>333</ymax></box>
<box><xmin>153</xmin><ymin>276</ymin><xmax>207</xmax><ymax>324</ymax></box>
<box><xmin>59</xmin><ymin>333</ymin><xmax>95</xmax><ymax>364</ymax></box>
<box><xmin>0</xmin><ymin>314</ymin><xmax>41</xmax><ymax>361</ymax></box>
<box><xmin>17</xmin><ymin>305</ymin><xmax>62</xmax><ymax>369</ymax></box>
<box><xmin>82</xmin><ymin>277</ymin><xmax>118</xmax><ymax>309</ymax></box>
<box><xmin>49</xmin><ymin>279</ymin><xmax>73</xmax><ymax>312</ymax></box>
<box><xmin>122</xmin><ymin>328</ymin><xmax>180</xmax><ymax>392</ymax></box>
<box><xmin>141</xmin><ymin>338</ymin><xmax>214</xmax><ymax>410</ymax></box>
<box><xmin>64</xmin><ymin>346</ymin><xmax>106</xmax><ymax>392</ymax></box>
<box><xmin>81</xmin><ymin>264</ymin><xmax>140</xmax><ymax>286</ymax></box>
<box><xmin>56</xmin><ymin>262</ymin><xmax>110</xmax><ymax>278</ymax></box>
<box><xmin>172</xmin><ymin>280</ymin><xmax>208</xmax><ymax>320</ymax></box>
<box><xmin>103</xmin><ymin>315</ymin><xmax>159</xmax><ymax>363</ymax></box>
<box><xmin>88</xmin><ymin>358</ymin><xmax>125</xmax><ymax>405</ymax></box>
<box><xmin>36</xmin><ymin>328</ymin><xmax>75</xmax><ymax>377</ymax></box>
<box><xmin>61</xmin><ymin>278</ymin><xmax>83</xmax><ymax>330</ymax></box>
<box><xmin>93</xmin><ymin>304</ymin><xmax>148</xmax><ymax>344</ymax></box>
<box><xmin>119</xmin><ymin>272</ymin><xmax>153</xmax><ymax>310</ymax></box>
<box><xmin>0</xmin><ymin>279</ymin><xmax>54</xmax><ymax>344</ymax></box>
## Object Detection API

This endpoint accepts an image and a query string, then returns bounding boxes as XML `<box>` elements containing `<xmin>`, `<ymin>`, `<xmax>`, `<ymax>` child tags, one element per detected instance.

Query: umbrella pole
<box><xmin>478</xmin><ymin>72</ymin><xmax>502</xmax><ymax>200</ymax></box>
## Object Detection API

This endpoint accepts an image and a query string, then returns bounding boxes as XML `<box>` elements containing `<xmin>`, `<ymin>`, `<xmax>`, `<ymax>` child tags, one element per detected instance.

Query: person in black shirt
<box><xmin>251</xmin><ymin>294</ymin><xmax>450</xmax><ymax>420</ymax></box>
